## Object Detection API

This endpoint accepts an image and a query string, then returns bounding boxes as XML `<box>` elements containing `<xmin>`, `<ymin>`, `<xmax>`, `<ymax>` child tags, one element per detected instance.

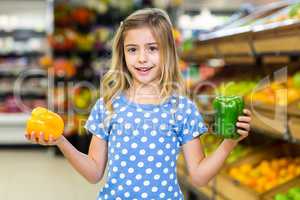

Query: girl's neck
<box><xmin>125</xmin><ymin>82</ymin><xmax>162</xmax><ymax>104</ymax></box>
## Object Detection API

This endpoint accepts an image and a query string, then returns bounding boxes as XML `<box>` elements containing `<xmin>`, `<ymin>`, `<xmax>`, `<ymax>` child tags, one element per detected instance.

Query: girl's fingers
<box><xmin>30</xmin><ymin>131</ymin><xmax>37</xmax><ymax>143</ymax></box>
<box><xmin>243</xmin><ymin>109</ymin><xmax>251</xmax><ymax>116</ymax></box>
<box><xmin>237</xmin><ymin>129</ymin><xmax>249</xmax><ymax>137</ymax></box>
<box><xmin>48</xmin><ymin>135</ymin><xmax>54</xmax><ymax>144</ymax></box>
<box><xmin>238</xmin><ymin>116</ymin><xmax>251</xmax><ymax>123</ymax></box>
<box><xmin>236</xmin><ymin>122</ymin><xmax>250</xmax><ymax>131</ymax></box>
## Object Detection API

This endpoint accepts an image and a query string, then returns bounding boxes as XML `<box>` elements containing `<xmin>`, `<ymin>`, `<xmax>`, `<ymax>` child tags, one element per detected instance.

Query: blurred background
<box><xmin>0</xmin><ymin>0</ymin><xmax>300</xmax><ymax>199</ymax></box>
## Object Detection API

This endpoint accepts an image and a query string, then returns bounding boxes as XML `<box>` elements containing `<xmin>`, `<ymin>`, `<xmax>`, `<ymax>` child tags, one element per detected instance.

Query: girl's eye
<box><xmin>149</xmin><ymin>46</ymin><xmax>158</xmax><ymax>52</ymax></box>
<box><xmin>127</xmin><ymin>48</ymin><xmax>137</xmax><ymax>53</ymax></box>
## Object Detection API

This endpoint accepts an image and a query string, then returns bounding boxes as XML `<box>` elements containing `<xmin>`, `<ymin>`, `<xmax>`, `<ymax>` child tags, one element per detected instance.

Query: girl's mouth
<box><xmin>134</xmin><ymin>66</ymin><xmax>154</xmax><ymax>75</ymax></box>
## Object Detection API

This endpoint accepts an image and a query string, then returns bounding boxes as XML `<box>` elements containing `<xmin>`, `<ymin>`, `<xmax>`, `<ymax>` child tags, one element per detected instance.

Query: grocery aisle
<box><xmin>0</xmin><ymin>148</ymin><xmax>105</xmax><ymax>200</ymax></box>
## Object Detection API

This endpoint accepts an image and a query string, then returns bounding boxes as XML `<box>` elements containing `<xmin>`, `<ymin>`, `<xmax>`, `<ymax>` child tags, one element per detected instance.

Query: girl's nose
<box><xmin>138</xmin><ymin>50</ymin><xmax>148</xmax><ymax>63</ymax></box>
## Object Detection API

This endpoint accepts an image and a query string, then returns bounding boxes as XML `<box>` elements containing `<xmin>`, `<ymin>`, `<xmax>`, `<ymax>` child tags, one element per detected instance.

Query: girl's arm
<box><xmin>182</xmin><ymin>109</ymin><xmax>251</xmax><ymax>186</ymax></box>
<box><xmin>26</xmin><ymin>133</ymin><xmax>108</xmax><ymax>184</ymax></box>
<box><xmin>57</xmin><ymin>135</ymin><xmax>108</xmax><ymax>184</ymax></box>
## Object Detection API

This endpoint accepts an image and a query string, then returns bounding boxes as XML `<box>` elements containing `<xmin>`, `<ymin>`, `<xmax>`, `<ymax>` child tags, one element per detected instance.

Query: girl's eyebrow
<box><xmin>125</xmin><ymin>42</ymin><xmax>158</xmax><ymax>47</ymax></box>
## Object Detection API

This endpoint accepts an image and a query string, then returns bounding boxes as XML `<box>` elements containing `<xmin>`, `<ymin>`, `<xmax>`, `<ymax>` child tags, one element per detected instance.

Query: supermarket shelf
<box><xmin>0</xmin><ymin>29</ymin><xmax>46</xmax><ymax>39</ymax></box>
<box><xmin>0</xmin><ymin>113</ymin><xmax>29</xmax><ymax>125</ymax></box>
<box><xmin>0</xmin><ymin>51</ymin><xmax>44</xmax><ymax>58</ymax></box>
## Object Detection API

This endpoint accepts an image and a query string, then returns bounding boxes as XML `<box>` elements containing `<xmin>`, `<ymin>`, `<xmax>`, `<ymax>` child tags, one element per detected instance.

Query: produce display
<box><xmin>246</xmin><ymin>75</ymin><xmax>300</xmax><ymax>106</ymax></box>
<box><xmin>263</xmin><ymin>3</ymin><xmax>300</xmax><ymax>24</ymax></box>
<box><xmin>229</xmin><ymin>157</ymin><xmax>300</xmax><ymax>193</ymax></box>
<box><xmin>274</xmin><ymin>187</ymin><xmax>300</xmax><ymax>200</ymax></box>
<box><xmin>26</xmin><ymin>107</ymin><xmax>64</xmax><ymax>141</ymax></box>
<box><xmin>201</xmin><ymin>134</ymin><xmax>252</xmax><ymax>164</ymax></box>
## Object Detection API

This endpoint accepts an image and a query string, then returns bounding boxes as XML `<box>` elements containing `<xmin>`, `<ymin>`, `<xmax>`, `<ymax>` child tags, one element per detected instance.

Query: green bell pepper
<box><xmin>213</xmin><ymin>96</ymin><xmax>244</xmax><ymax>139</ymax></box>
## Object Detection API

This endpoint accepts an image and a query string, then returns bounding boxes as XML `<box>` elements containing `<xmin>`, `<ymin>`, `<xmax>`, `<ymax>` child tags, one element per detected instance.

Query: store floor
<box><xmin>0</xmin><ymin>147</ymin><xmax>106</xmax><ymax>200</ymax></box>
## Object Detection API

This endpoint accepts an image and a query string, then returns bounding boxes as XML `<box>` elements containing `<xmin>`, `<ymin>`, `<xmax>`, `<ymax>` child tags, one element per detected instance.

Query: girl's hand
<box><xmin>236</xmin><ymin>109</ymin><xmax>252</xmax><ymax>142</ymax></box>
<box><xmin>25</xmin><ymin>131</ymin><xmax>64</xmax><ymax>146</ymax></box>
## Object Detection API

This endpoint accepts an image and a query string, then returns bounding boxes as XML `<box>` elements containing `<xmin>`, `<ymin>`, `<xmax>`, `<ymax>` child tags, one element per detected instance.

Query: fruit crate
<box><xmin>288</xmin><ymin>117</ymin><xmax>300</xmax><ymax>142</ymax></box>
<box><xmin>263</xmin><ymin>178</ymin><xmax>300</xmax><ymax>200</ymax></box>
<box><xmin>215</xmin><ymin>143</ymin><xmax>300</xmax><ymax>200</ymax></box>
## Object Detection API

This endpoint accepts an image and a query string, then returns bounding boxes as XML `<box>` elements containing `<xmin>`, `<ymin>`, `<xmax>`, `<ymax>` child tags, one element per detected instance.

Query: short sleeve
<box><xmin>84</xmin><ymin>99</ymin><xmax>110</xmax><ymax>141</ymax></box>
<box><xmin>177</xmin><ymin>99</ymin><xmax>208</xmax><ymax>145</ymax></box>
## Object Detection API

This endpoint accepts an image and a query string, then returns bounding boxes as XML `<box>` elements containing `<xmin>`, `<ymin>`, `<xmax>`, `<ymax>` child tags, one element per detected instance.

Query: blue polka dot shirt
<box><xmin>84</xmin><ymin>93</ymin><xmax>208</xmax><ymax>200</ymax></box>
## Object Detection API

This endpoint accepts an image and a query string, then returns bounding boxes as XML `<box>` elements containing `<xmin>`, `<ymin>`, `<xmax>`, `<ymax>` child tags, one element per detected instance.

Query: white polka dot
<box><xmin>174</xmin><ymin>192</ymin><xmax>178</xmax><ymax>197</ymax></box>
<box><xmin>110</xmin><ymin>148</ymin><xmax>115</xmax><ymax>154</ymax></box>
<box><xmin>141</xmin><ymin>193</ymin><xmax>148</xmax><ymax>198</ymax></box>
<box><xmin>144</xmin><ymin>113</ymin><xmax>150</xmax><ymax>118</ymax></box>
<box><xmin>114</xmin><ymin>154</ymin><xmax>120</xmax><ymax>160</ymax></box>
<box><xmin>125</xmin><ymin>123</ymin><xmax>131</xmax><ymax>129</ymax></box>
<box><xmin>136</xmin><ymin>174</ymin><xmax>142</xmax><ymax>180</ymax></box>
<box><xmin>160</xmin><ymin>193</ymin><xmax>166</xmax><ymax>198</ymax></box>
<box><xmin>171</xmin><ymin>161</ymin><xmax>175</xmax><ymax>167</ymax></box>
<box><xmin>163</xmin><ymin>168</ymin><xmax>169</xmax><ymax>174</ymax></box>
<box><xmin>128</xmin><ymin>168</ymin><xmax>134</xmax><ymax>173</ymax></box>
<box><xmin>111</xmin><ymin>178</ymin><xmax>117</xmax><ymax>184</ymax></box>
<box><xmin>117</xmin><ymin>130</ymin><xmax>122</xmax><ymax>136</ymax></box>
<box><xmin>143</xmin><ymin>180</ymin><xmax>150</xmax><ymax>186</ymax></box>
<box><xmin>171</xmin><ymin>149</ymin><xmax>176</xmax><ymax>154</ymax></box>
<box><xmin>130</xmin><ymin>155</ymin><xmax>136</xmax><ymax>161</ymax></box>
<box><xmin>166</xmin><ymin>143</ymin><xmax>171</xmax><ymax>149</ymax></box>
<box><xmin>139</xmin><ymin>149</ymin><xmax>146</xmax><ymax>155</ymax></box>
<box><xmin>133</xmin><ymin>130</ymin><xmax>139</xmax><ymax>136</ymax></box>
<box><xmin>126</xmin><ymin>180</ymin><xmax>132</xmax><ymax>186</ymax></box>
<box><xmin>151</xmin><ymin>130</ymin><xmax>157</xmax><ymax>136</ymax></box>
<box><xmin>131</xmin><ymin>143</ymin><xmax>138</xmax><ymax>149</ymax></box>
<box><xmin>186</xmin><ymin>108</ymin><xmax>192</xmax><ymax>114</ymax></box>
<box><xmin>133</xmin><ymin>186</ymin><xmax>140</xmax><ymax>192</ymax></box>
<box><xmin>156</xmin><ymin>162</ymin><xmax>162</xmax><ymax>168</ymax></box>
<box><xmin>161</xmin><ymin>180</ymin><xmax>167</xmax><ymax>186</ymax></box>
<box><xmin>143</xmin><ymin>124</ymin><xmax>149</xmax><ymax>130</ymax></box>
<box><xmin>117</xmin><ymin>118</ymin><xmax>124</xmax><ymax>123</ymax></box>
<box><xmin>176</xmin><ymin>115</ymin><xmax>183</xmax><ymax>121</ymax></box>
<box><xmin>169</xmin><ymin>173</ymin><xmax>175</xmax><ymax>179</ymax></box>
<box><xmin>152</xmin><ymin>118</ymin><xmax>158</xmax><ymax>123</ymax></box>
<box><xmin>149</xmin><ymin>143</ymin><xmax>156</xmax><ymax>149</ymax></box>
<box><xmin>137</xmin><ymin>108</ymin><xmax>143</xmax><ymax>112</ymax></box>
<box><xmin>168</xmin><ymin>186</ymin><xmax>173</xmax><ymax>192</ymax></box>
<box><xmin>118</xmin><ymin>185</ymin><xmax>123</xmax><ymax>191</ymax></box>
<box><xmin>138</xmin><ymin>162</ymin><xmax>144</xmax><ymax>168</ymax></box>
<box><xmin>179</xmin><ymin>103</ymin><xmax>184</xmax><ymax>109</ymax></box>
<box><xmin>120</xmin><ymin>173</ymin><xmax>125</xmax><ymax>179</ymax></box>
<box><xmin>124</xmin><ymin>136</ymin><xmax>130</xmax><ymax>142</ymax></box>
<box><xmin>121</xmin><ymin>161</ymin><xmax>127</xmax><ymax>167</ymax></box>
<box><xmin>122</xmin><ymin>149</ymin><xmax>128</xmax><ymax>155</ymax></box>
<box><xmin>148</xmin><ymin>156</ymin><xmax>154</xmax><ymax>162</ymax></box>
<box><xmin>116</xmin><ymin>142</ymin><xmax>121</xmax><ymax>148</ymax></box>
<box><xmin>161</xmin><ymin>113</ymin><xmax>167</xmax><ymax>118</ymax></box>
<box><xmin>160</xmin><ymin>124</ymin><xmax>167</xmax><ymax>130</ymax></box>
<box><xmin>120</xmin><ymin>107</ymin><xmax>126</xmax><ymax>111</ymax></box>
<box><xmin>112</xmin><ymin>136</ymin><xmax>116</xmax><ymax>142</ymax></box>
<box><xmin>111</xmin><ymin>190</ymin><xmax>115</xmax><ymax>195</ymax></box>
<box><xmin>124</xmin><ymin>192</ymin><xmax>130</xmax><ymax>197</ymax></box>
<box><xmin>159</xmin><ymin>137</ymin><xmax>164</xmax><ymax>143</ymax></box>
<box><xmin>127</xmin><ymin>112</ymin><xmax>133</xmax><ymax>117</ymax></box>
<box><xmin>152</xmin><ymin>186</ymin><xmax>158</xmax><ymax>192</ymax></box>
<box><xmin>169</xmin><ymin>119</ymin><xmax>175</xmax><ymax>124</ymax></box>
<box><xmin>154</xmin><ymin>108</ymin><xmax>160</xmax><ymax>112</ymax></box>
<box><xmin>190</xmin><ymin>120</ymin><xmax>195</xmax><ymax>126</ymax></box>
<box><xmin>113</xmin><ymin>167</ymin><xmax>118</xmax><ymax>172</ymax></box>
<box><xmin>146</xmin><ymin>168</ymin><xmax>152</xmax><ymax>174</ymax></box>
<box><xmin>193</xmin><ymin>132</ymin><xmax>200</xmax><ymax>137</ymax></box>
<box><xmin>154</xmin><ymin>174</ymin><xmax>160</xmax><ymax>180</ymax></box>
<box><xmin>141</xmin><ymin>136</ymin><xmax>148</xmax><ymax>142</ymax></box>
<box><xmin>90</xmin><ymin>124</ymin><xmax>96</xmax><ymax>131</ymax></box>
<box><xmin>114</xmin><ymin>103</ymin><xmax>119</xmax><ymax>108</ymax></box>
<box><xmin>134</xmin><ymin>118</ymin><xmax>141</xmax><ymax>124</ymax></box>
<box><xmin>157</xmin><ymin>149</ymin><xmax>163</xmax><ymax>155</ymax></box>
<box><xmin>183</xmin><ymin>129</ymin><xmax>189</xmax><ymax>135</ymax></box>
<box><xmin>98</xmin><ymin>123</ymin><xmax>105</xmax><ymax>129</ymax></box>
<box><xmin>165</xmin><ymin>156</ymin><xmax>170</xmax><ymax>161</ymax></box>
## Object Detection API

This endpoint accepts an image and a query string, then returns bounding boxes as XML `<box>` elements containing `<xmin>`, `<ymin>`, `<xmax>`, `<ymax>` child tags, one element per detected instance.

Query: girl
<box><xmin>26</xmin><ymin>8</ymin><xmax>252</xmax><ymax>200</ymax></box>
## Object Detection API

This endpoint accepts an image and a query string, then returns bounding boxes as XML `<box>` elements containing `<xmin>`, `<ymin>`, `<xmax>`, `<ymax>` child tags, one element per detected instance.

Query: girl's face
<box><xmin>123</xmin><ymin>27</ymin><xmax>162</xmax><ymax>88</ymax></box>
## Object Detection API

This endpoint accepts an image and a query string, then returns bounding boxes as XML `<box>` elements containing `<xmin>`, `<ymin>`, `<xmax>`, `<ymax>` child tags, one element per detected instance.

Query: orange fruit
<box><xmin>26</xmin><ymin>107</ymin><xmax>64</xmax><ymax>141</ymax></box>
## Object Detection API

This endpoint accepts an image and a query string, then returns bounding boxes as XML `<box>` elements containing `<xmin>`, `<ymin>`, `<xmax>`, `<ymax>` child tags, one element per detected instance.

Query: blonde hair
<box><xmin>101</xmin><ymin>8</ymin><xmax>186</xmax><ymax>113</ymax></box>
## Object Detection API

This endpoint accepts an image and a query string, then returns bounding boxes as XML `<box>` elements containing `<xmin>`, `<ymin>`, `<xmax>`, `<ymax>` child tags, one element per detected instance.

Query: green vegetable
<box><xmin>289</xmin><ymin>3</ymin><xmax>300</xmax><ymax>18</ymax></box>
<box><xmin>213</xmin><ymin>96</ymin><xmax>244</xmax><ymax>139</ymax></box>
<box><xmin>293</xmin><ymin>72</ymin><xmax>300</xmax><ymax>88</ymax></box>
